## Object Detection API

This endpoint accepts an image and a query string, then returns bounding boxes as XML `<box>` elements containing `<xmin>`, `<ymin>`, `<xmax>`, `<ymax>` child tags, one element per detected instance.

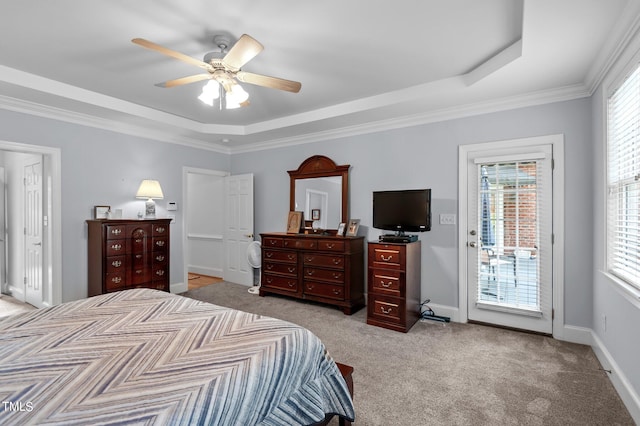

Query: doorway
<box><xmin>0</xmin><ymin>141</ymin><xmax>61</xmax><ymax>307</ymax></box>
<box><xmin>458</xmin><ymin>135</ymin><xmax>564</xmax><ymax>336</ymax></box>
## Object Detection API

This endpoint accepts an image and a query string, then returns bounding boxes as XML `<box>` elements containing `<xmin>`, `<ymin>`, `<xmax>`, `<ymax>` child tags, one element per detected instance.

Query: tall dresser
<box><xmin>260</xmin><ymin>232</ymin><xmax>365</xmax><ymax>315</ymax></box>
<box><xmin>367</xmin><ymin>241</ymin><xmax>421</xmax><ymax>332</ymax></box>
<box><xmin>87</xmin><ymin>219</ymin><xmax>171</xmax><ymax>296</ymax></box>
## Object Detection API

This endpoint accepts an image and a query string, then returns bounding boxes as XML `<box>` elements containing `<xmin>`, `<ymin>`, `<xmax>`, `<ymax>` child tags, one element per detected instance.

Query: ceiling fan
<box><xmin>131</xmin><ymin>34</ymin><xmax>301</xmax><ymax>108</ymax></box>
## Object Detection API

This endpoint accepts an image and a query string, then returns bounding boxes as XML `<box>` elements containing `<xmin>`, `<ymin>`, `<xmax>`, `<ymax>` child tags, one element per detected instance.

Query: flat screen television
<box><xmin>373</xmin><ymin>189</ymin><xmax>431</xmax><ymax>234</ymax></box>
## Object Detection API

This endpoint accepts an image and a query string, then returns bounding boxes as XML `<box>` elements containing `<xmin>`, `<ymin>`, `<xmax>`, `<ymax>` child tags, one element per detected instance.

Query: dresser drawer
<box><xmin>262</xmin><ymin>274</ymin><xmax>298</xmax><ymax>292</ymax></box>
<box><xmin>106</xmin><ymin>225</ymin><xmax>125</xmax><ymax>240</ymax></box>
<box><xmin>130</xmin><ymin>266</ymin><xmax>152</xmax><ymax>285</ymax></box>
<box><xmin>152</xmin><ymin>237</ymin><xmax>168</xmax><ymax>251</ymax></box>
<box><xmin>284</xmin><ymin>239</ymin><xmax>317</xmax><ymax>250</ymax></box>
<box><xmin>304</xmin><ymin>267</ymin><xmax>344</xmax><ymax>283</ymax></box>
<box><xmin>303</xmin><ymin>253</ymin><xmax>344</xmax><ymax>269</ymax></box>
<box><xmin>370</xmin><ymin>246</ymin><xmax>404</xmax><ymax>269</ymax></box>
<box><xmin>105</xmin><ymin>256</ymin><xmax>126</xmax><ymax>273</ymax></box>
<box><xmin>264</xmin><ymin>262</ymin><xmax>298</xmax><ymax>276</ymax></box>
<box><xmin>152</xmin><ymin>266</ymin><xmax>168</xmax><ymax>281</ymax></box>
<box><xmin>105</xmin><ymin>272</ymin><xmax>126</xmax><ymax>291</ymax></box>
<box><xmin>106</xmin><ymin>239</ymin><xmax>126</xmax><ymax>256</ymax></box>
<box><xmin>152</xmin><ymin>223</ymin><xmax>169</xmax><ymax>236</ymax></box>
<box><xmin>304</xmin><ymin>281</ymin><xmax>344</xmax><ymax>300</ymax></box>
<box><xmin>369</xmin><ymin>269</ymin><xmax>402</xmax><ymax>296</ymax></box>
<box><xmin>263</xmin><ymin>237</ymin><xmax>284</xmax><ymax>248</ymax></box>
<box><xmin>263</xmin><ymin>249</ymin><xmax>297</xmax><ymax>263</ymax></box>
<box><xmin>368</xmin><ymin>295</ymin><xmax>403</xmax><ymax>324</ymax></box>
<box><xmin>317</xmin><ymin>239</ymin><xmax>345</xmax><ymax>252</ymax></box>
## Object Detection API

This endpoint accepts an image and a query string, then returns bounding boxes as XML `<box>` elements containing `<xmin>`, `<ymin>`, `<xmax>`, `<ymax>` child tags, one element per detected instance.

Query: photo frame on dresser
<box><xmin>346</xmin><ymin>219</ymin><xmax>360</xmax><ymax>236</ymax></box>
<box><xmin>337</xmin><ymin>222</ymin><xmax>346</xmax><ymax>236</ymax></box>
<box><xmin>94</xmin><ymin>205</ymin><xmax>111</xmax><ymax>219</ymax></box>
<box><xmin>287</xmin><ymin>211</ymin><xmax>303</xmax><ymax>233</ymax></box>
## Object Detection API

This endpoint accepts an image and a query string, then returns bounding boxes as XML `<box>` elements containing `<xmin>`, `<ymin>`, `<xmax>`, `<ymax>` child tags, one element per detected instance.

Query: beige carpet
<box><xmin>181</xmin><ymin>282</ymin><xmax>634</xmax><ymax>425</ymax></box>
<box><xmin>0</xmin><ymin>295</ymin><xmax>36</xmax><ymax>318</ymax></box>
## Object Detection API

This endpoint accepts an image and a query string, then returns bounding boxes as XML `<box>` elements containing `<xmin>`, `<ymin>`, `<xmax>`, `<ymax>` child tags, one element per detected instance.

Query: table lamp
<box><xmin>136</xmin><ymin>179</ymin><xmax>164</xmax><ymax>218</ymax></box>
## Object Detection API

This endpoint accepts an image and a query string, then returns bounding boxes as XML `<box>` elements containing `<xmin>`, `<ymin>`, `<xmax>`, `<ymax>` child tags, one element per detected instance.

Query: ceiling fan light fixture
<box><xmin>226</xmin><ymin>83</ymin><xmax>249</xmax><ymax>106</ymax></box>
<box><xmin>198</xmin><ymin>80</ymin><xmax>220</xmax><ymax>106</ymax></box>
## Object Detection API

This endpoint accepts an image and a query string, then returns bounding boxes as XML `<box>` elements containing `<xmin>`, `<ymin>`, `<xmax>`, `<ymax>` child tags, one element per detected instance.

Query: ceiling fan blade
<box><xmin>132</xmin><ymin>38</ymin><xmax>211</xmax><ymax>71</ymax></box>
<box><xmin>156</xmin><ymin>74</ymin><xmax>212</xmax><ymax>88</ymax></box>
<box><xmin>222</xmin><ymin>34</ymin><xmax>264</xmax><ymax>71</ymax></box>
<box><xmin>236</xmin><ymin>71</ymin><xmax>301</xmax><ymax>93</ymax></box>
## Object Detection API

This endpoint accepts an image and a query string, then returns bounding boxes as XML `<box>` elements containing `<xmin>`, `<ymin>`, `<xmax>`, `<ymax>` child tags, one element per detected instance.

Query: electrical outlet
<box><xmin>439</xmin><ymin>214</ymin><xmax>456</xmax><ymax>225</ymax></box>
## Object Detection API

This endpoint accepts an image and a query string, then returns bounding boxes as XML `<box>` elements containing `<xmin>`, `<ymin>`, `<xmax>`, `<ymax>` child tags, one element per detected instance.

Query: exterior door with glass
<box><xmin>466</xmin><ymin>144</ymin><xmax>553</xmax><ymax>334</ymax></box>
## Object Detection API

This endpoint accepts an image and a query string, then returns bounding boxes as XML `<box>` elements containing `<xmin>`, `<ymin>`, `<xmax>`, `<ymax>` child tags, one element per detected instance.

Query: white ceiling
<box><xmin>0</xmin><ymin>0</ymin><xmax>636</xmax><ymax>152</ymax></box>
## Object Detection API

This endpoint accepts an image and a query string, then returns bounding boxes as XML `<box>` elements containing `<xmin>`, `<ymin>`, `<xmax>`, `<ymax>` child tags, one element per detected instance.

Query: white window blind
<box><xmin>607</xmin><ymin>64</ymin><xmax>640</xmax><ymax>290</ymax></box>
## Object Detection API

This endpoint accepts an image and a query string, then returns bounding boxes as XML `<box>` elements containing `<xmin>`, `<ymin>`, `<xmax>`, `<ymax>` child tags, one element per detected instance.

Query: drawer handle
<box><xmin>111</xmin><ymin>260</ymin><xmax>122</xmax><ymax>267</ymax></box>
<box><xmin>326</xmin><ymin>243</ymin><xmax>334</xmax><ymax>249</ymax></box>
<box><xmin>135</xmin><ymin>269</ymin><xmax>143</xmax><ymax>275</ymax></box>
<box><xmin>135</xmin><ymin>238</ymin><xmax>143</xmax><ymax>243</ymax></box>
<box><xmin>333</xmin><ymin>258</ymin><xmax>342</xmax><ymax>265</ymax></box>
<box><xmin>111</xmin><ymin>229</ymin><xmax>122</xmax><ymax>235</ymax></box>
<box><xmin>380</xmin><ymin>306</ymin><xmax>393</xmax><ymax>314</ymax></box>
<box><xmin>288</xmin><ymin>282</ymin><xmax>296</xmax><ymax>287</ymax></box>
<box><xmin>156</xmin><ymin>241</ymin><xmax>165</xmax><ymax>247</ymax></box>
<box><xmin>307</xmin><ymin>284</ymin><xmax>315</xmax><ymax>290</ymax></box>
<box><xmin>155</xmin><ymin>255</ymin><xmax>165</xmax><ymax>261</ymax></box>
<box><xmin>333</xmin><ymin>273</ymin><xmax>341</xmax><ymax>279</ymax></box>
<box><xmin>305</xmin><ymin>256</ymin><xmax>314</xmax><ymax>262</ymax></box>
<box><xmin>111</xmin><ymin>277</ymin><xmax>122</xmax><ymax>284</ymax></box>
<box><xmin>381</xmin><ymin>281</ymin><xmax>393</xmax><ymax>288</ymax></box>
<box><xmin>266</xmin><ymin>252</ymin><xmax>273</xmax><ymax>258</ymax></box>
<box><xmin>288</xmin><ymin>254</ymin><xmax>295</xmax><ymax>260</ymax></box>
<box><xmin>288</xmin><ymin>267</ymin><xmax>295</xmax><ymax>273</ymax></box>
<box><xmin>270</xmin><ymin>240</ymin><xmax>277</xmax><ymax>245</ymax></box>
<box><xmin>156</xmin><ymin>270</ymin><xmax>165</xmax><ymax>276</ymax></box>
<box><xmin>380</xmin><ymin>254</ymin><xmax>393</xmax><ymax>261</ymax></box>
<box><xmin>307</xmin><ymin>270</ymin><xmax>315</xmax><ymax>276</ymax></box>
<box><xmin>155</xmin><ymin>226</ymin><xmax>165</xmax><ymax>233</ymax></box>
<box><xmin>332</xmin><ymin>289</ymin><xmax>341</xmax><ymax>295</ymax></box>
<box><xmin>266</xmin><ymin>264</ymin><xmax>274</xmax><ymax>270</ymax></box>
<box><xmin>266</xmin><ymin>277</ymin><xmax>273</xmax><ymax>284</ymax></box>
<box><xmin>111</xmin><ymin>244</ymin><xmax>122</xmax><ymax>251</ymax></box>
<box><xmin>136</xmin><ymin>254</ymin><xmax>143</xmax><ymax>259</ymax></box>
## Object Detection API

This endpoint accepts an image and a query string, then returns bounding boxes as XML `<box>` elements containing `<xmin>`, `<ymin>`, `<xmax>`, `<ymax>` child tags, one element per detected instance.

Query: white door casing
<box><xmin>458</xmin><ymin>135</ymin><xmax>565</xmax><ymax>338</ymax></box>
<box><xmin>224</xmin><ymin>174</ymin><xmax>254</xmax><ymax>286</ymax></box>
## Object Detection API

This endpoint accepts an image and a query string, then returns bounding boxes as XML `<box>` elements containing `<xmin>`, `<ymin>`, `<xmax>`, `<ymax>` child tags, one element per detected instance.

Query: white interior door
<box><xmin>224</xmin><ymin>174</ymin><xmax>254</xmax><ymax>286</ymax></box>
<box><xmin>24</xmin><ymin>159</ymin><xmax>43</xmax><ymax>307</ymax></box>
<box><xmin>466</xmin><ymin>144</ymin><xmax>553</xmax><ymax>334</ymax></box>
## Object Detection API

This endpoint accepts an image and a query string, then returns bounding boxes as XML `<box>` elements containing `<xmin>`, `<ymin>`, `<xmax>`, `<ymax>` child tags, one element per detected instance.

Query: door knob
<box><xmin>469</xmin><ymin>241</ymin><xmax>477</xmax><ymax>248</ymax></box>
<box><xmin>470</xmin><ymin>230</ymin><xmax>477</xmax><ymax>236</ymax></box>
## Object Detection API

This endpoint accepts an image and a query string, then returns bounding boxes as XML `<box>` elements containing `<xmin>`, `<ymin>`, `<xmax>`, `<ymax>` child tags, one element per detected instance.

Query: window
<box><xmin>607</xmin><ymin>63</ymin><xmax>640</xmax><ymax>290</ymax></box>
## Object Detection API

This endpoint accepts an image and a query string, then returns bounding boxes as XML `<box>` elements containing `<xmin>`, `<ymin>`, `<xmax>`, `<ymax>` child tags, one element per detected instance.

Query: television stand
<box><xmin>379</xmin><ymin>234</ymin><xmax>418</xmax><ymax>243</ymax></box>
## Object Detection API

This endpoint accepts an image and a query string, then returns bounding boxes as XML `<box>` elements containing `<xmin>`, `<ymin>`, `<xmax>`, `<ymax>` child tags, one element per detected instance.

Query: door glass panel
<box><xmin>477</xmin><ymin>161</ymin><xmax>540</xmax><ymax>311</ymax></box>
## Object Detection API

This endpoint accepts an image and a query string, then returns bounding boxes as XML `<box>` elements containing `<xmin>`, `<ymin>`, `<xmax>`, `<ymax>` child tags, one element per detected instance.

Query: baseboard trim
<box><xmin>428</xmin><ymin>303</ymin><xmax>459</xmax><ymax>322</ymax></box>
<box><xmin>188</xmin><ymin>266</ymin><xmax>223</xmax><ymax>277</ymax></box>
<box><xmin>559</xmin><ymin>324</ymin><xmax>593</xmax><ymax>345</ymax></box>
<box><xmin>592</xmin><ymin>332</ymin><xmax>640</xmax><ymax>424</ymax></box>
<box><xmin>171</xmin><ymin>282</ymin><xmax>187</xmax><ymax>294</ymax></box>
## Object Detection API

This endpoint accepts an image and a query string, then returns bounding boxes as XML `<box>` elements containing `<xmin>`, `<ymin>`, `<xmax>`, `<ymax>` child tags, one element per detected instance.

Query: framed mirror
<box><xmin>289</xmin><ymin>155</ymin><xmax>349</xmax><ymax>230</ymax></box>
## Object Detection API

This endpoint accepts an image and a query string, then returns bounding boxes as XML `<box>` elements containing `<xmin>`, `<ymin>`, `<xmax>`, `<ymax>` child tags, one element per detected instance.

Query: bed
<box><xmin>0</xmin><ymin>288</ymin><xmax>355</xmax><ymax>425</ymax></box>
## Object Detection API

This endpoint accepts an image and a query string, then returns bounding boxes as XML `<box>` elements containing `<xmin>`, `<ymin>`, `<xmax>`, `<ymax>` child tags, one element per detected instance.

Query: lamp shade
<box><xmin>136</xmin><ymin>180</ymin><xmax>164</xmax><ymax>200</ymax></box>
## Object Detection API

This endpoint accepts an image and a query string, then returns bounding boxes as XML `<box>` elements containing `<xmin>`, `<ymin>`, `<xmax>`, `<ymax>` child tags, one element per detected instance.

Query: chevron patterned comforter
<box><xmin>0</xmin><ymin>288</ymin><xmax>355</xmax><ymax>425</ymax></box>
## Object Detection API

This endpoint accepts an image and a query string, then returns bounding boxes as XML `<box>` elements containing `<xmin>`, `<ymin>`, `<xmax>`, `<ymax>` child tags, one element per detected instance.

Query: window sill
<box><xmin>601</xmin><ymin>271</ymin><xmax>640</xmax><ymax>308</ymax></box>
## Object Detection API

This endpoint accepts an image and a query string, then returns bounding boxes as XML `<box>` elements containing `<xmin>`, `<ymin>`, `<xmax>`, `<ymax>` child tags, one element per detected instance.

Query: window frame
<box><xmin>606</xmin><ymin>62</ymin><xmax>640</xmax><ymax>292</ymax></box>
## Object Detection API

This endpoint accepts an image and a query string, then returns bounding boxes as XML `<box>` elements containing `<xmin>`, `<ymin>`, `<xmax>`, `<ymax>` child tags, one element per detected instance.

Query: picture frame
<box><xmin>94</xmin><ymin>205</ymin><xmax>111</xmax><ymax>219</ymax></box>
<box><xmin>336</xmin><ymin>222</ymin><xmax>346</xmax><ymax>236</ymax></box>
<box><xmin>311</xmin><ymin>209</ymin><xmax>321</xmax><ymax>221</ymax></box>
<box><xmin>286</xmin><ymin>211</ymin><xmax>303</xmax><ymax>234</ymax></box>
<box><xmin>346</xmin><ymin>219</ymin><xmax>360</xmax><ymax>236</ymax></box>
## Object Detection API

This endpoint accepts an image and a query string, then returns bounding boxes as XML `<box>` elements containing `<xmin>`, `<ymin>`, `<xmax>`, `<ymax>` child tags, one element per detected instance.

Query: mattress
<box><xmin>0</xmin><ymin>288</ymin><xmax>354</xmax><ymax>425</ymax></box>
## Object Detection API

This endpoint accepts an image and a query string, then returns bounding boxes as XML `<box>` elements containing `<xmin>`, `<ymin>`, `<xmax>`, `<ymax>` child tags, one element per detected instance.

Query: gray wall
<box><xmin>232</xmin><ymin>98</ymin><xmax>593</xmax><ymax>328</ymax></box>
<box><xmin>0</xmin><ymin>109</ymin><xmax>230</xmax><ymax>302</ymax></box>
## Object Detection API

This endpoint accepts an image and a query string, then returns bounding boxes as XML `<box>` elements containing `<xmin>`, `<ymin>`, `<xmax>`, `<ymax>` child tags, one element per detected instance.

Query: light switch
<box><xmin>439</xmin><ymin>214</ymin><xmax>456</xmax><ymax>225</ymax></box>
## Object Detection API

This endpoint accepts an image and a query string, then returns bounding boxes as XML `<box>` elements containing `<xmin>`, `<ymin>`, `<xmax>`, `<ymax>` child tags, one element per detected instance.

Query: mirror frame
<box><xmin>289</xmin><ymin>155</ymin><xmax>350</xmax><ymax>227</ymax></box>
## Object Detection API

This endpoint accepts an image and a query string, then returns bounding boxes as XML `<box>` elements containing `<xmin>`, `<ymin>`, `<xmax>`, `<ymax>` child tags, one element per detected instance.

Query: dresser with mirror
<box><xmin>260</xmin><ymin>155</ymin><xmax>365</xmax><ymax>314</ymax></box>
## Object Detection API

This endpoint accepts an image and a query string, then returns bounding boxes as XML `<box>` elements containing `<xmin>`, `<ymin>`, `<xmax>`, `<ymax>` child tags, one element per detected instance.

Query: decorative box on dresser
<box><xmin>259</xmin><ymin>232</ymin><xmax>365</xmax><ymax>315</ymax></box>
<box><xmin>367</xmin><ymin>241</ymin><xmax>421</xmax><ymax>332</ymax></box>
<box><xmin>87</xmin><ymin>219</ymin><xmax>171</xmax><ymax>296</ymax></box>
